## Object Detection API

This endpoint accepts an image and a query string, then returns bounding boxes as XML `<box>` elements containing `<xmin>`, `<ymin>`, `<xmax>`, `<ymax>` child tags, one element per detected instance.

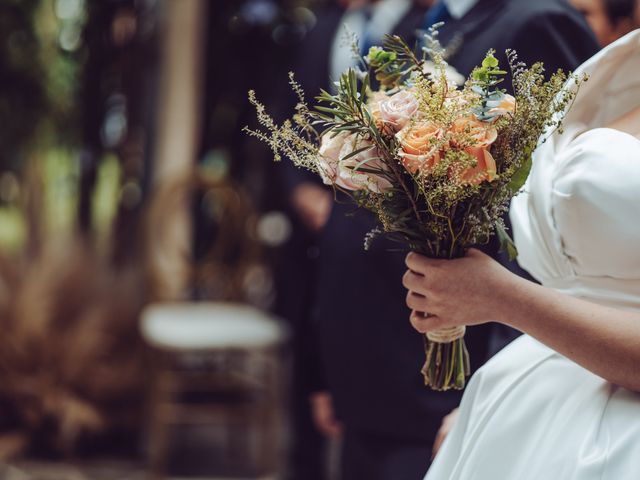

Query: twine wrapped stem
<box><xmin>419</xmin><ymin>317</ymin><xmax>470</xmax><ymax>391</ymax></box>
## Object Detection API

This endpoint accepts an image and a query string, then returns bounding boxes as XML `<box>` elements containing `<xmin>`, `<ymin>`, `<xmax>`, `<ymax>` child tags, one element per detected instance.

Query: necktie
<box><xmin>422</xmin><ymin>1</ymin><xmax>452</xmax><ymax>30</ymax></box>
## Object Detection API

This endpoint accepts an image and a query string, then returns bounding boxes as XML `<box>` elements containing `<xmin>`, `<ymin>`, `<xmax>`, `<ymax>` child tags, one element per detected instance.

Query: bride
<box><xmin>403</xmin><ymin>30</ymin><xmax>640</xmax><ymax>479</ymax></box>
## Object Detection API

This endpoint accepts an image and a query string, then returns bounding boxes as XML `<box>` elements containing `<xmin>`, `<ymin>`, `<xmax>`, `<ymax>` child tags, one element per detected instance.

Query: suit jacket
<box><xmin>437</xmin><ymin>0</ymin><xmax>598</xmax><ymax>82</ymax></box>
<box><xmin>293</xmin><ymin>0</ymin><xmax>599</xmax><ymax>443</ymax></box>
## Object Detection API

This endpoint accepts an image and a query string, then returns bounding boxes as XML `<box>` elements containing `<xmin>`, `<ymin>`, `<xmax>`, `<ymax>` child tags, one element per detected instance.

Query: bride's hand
<box><xmin>403</xmin><ymin>249</ymin><xmax>514</xmax><ymax>332</ymax></box>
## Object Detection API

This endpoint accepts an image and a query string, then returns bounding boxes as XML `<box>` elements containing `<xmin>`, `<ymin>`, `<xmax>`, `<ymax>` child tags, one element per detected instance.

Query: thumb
<box><xmin>467</xmin><ymin>248</ymin><xmax>488</xmax><ymax>260</ymax></box>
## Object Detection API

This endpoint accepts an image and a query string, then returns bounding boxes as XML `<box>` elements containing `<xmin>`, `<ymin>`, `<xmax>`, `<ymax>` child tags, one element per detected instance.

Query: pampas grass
<box><xmin>0</xmin><ymin>240</ymin><xmax>146</xmax><ymax>458</ymax></box>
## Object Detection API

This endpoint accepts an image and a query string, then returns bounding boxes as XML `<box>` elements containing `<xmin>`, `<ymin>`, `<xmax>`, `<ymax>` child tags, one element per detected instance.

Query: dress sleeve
<box><xmin>550</xmin><ymin>128</ymin><xmax>640</xmax><ymax>279</ymax></box>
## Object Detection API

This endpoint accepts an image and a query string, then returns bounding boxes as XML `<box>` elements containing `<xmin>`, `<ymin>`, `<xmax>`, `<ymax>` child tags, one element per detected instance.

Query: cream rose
<box><xmin>377</xmin><ymin>89</ymin><xmax>420</xmax><ymax>132</ymax></box>
<box><xmin>317</xmin><ymin>131</ymin><xmax>351</xmax><ymax>185</ymax></box>
<box><xmin>336</xmin><ymin>134</ymin><xmax>392</xmax><ymax>193</ymax></box>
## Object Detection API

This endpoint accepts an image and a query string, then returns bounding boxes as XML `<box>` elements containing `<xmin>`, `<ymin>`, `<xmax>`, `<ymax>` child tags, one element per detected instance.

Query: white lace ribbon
<box><xmin>426</xmin><ymin>325</ymin><xmax>466</xmax><ymax>343</ymax></box>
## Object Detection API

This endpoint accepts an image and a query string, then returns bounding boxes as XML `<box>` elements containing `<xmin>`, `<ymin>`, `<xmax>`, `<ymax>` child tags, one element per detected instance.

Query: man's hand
<box><xmin>290</xmin><ymin>183</ymin><xmax>332</xmax><ymax>233</ymax></box>
<box><xmin>309</xmin><ymin>391</ymin><xmax>343</xmax><ymax>438</ymax></box>
<box><xmin>432</xmin><ymin>408</ymin><xmax>459</xmax><ymax>458</ymax></box>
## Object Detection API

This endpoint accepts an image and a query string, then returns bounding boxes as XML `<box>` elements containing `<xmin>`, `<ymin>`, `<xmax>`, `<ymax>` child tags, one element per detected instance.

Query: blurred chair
<box><xmin>140</xmin><ymin>302</ymin><xmax>288</xmax><ymax>479</ymax></box>
<box><xmin>144</xmin><ymin>170</ymin><xmax>263</xmax><ymax>304</ymax></box>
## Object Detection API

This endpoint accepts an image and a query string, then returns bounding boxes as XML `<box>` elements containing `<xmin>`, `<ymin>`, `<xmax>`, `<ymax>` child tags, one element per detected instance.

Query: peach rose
<box><xmin>317</xmin><ymin>131</ymin><xmax>351</xmax><ymax>185</ymax></box>
<box><xmin>451</xmin><ymin>116</ymin><xmax>498</xmax><ymax>148</ymax></box>
<box><xmin>458</xmin><ymin>148</ymin><xmax>497</xmax><ymax>185</ymax></box>
<box><xmin>336</xmin><ymin>134</ymin><xmax>392</xmax><ymax>193</ymax></box>
<box><xmin>488</xmin><ymin>93</ymin><xmax>516</xmax><ymax>118</ymax></box>
<box><xmin>451</xmin><ymin>116</ymin><xmax>498</xmax><ymax>184</ymax></box>
<box><xmin>377</xmin><ymin>89</ymin><xmax>420</xmax><ymax>131</ymax></box>
<box><xmin>445</xmin><ymin>90</ymin><xmax>479</xmax><ymax>113</ymax></box>
<box><xmin>396</xmin><ymin>121</ymin><xmax>443</xmax><ymax>174</ymax></box>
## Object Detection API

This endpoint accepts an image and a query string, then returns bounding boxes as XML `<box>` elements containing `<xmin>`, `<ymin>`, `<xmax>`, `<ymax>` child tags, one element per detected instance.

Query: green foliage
<box><xmin>471</xmin><ymin>50</ymin><xmax>509</xmax><ymax>121</ymax></box>
<box><xmin>366</xmin><ymin>46</ymin><xmax>397</xmax><ymax>66</ymax></box>
<box><xmin>506</xmin><ymin>146</ymin><xmax>533</xmax><ymax>194</ymax></box>
<box><xmin>472</xmin><ymin>51</ymin><xmax>507</xmax><ymax>84</ymax></box>
<box><xmin>496</xmin><ymin>221</ymin><xmax>519</xmax><ymax>261</ymax></box>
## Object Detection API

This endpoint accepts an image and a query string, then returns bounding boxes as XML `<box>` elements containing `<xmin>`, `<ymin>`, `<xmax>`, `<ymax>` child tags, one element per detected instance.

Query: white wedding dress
<box><xmin>425</xmin><ymin>31</ymin><xmax>640</xmax><ymax>480</ymax></box>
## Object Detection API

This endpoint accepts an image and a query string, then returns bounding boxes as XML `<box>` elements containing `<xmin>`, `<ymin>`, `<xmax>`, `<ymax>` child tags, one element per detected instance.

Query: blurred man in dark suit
<box><xmin>432</xmin><ymin>0</ymin><xmax>599</xmax><ymax>80</ymax></box>
<box><xmin>283</xmin><ymin>1</ymin><xmax>599</xmax><ymax>479</ymax></box>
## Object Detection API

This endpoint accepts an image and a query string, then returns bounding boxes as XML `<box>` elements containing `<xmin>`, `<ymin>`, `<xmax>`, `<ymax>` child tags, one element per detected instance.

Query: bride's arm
<box><xmin>403</xmin><ymin>249</ymin><xmax>640</xmax><ymax>392</ymax></box>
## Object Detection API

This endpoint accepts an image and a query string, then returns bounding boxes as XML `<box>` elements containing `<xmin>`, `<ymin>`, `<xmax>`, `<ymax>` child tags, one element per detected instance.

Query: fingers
<box><xmin>409</xmin><ymin>310</ymin><xmax>444</xmax><ymax>333</ymax></box>
<box><xmin>405</xmin><ymin>251</ymin><xmax>442</xmax><ymax>274</ymax></box>
<box><xmin>467</xmin><ymin>247</ymin><xmax>483</xmax><ymax>258</ymax></box>
<box><xmin>404</xmin><ymin>266</ymin><xmax>438</xmax><ymax>331</ymax></box>
<box><xmin>402</xmin><ymin>269</ymin><xmax>426</xmax><ymax>292</ymax></box>
<box><xmin>404</xmin><ymin>253</ymin><xmax>453</xmax><ymax>333</ymax></box>
<box><xmin>406</xmin><ymin>291</ymin><xmax>428</xmax><ymax>312</ymax></box>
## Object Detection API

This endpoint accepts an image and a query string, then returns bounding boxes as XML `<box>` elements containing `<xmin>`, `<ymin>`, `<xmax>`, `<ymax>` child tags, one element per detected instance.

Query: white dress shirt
<box><xmin>329</xmin><ymin>0</ymin><xmax>481</xmax><ymax>83</ymax></box>
<box><xmin>330</xmin><ymin>0</ymin><xmax>413</xmax><ymax>83</ymax></box>
<box><xmin>444</xmin><ymin>0</ymin><xmax>480</xmax><ymax>19</ymax></box>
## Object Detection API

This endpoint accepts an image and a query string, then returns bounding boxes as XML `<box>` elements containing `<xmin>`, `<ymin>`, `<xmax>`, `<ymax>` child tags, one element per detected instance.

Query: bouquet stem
<box><xmin>421</xmin><ymin>328</ymin><xmax>471</xmax><ymax>391</ymax></box>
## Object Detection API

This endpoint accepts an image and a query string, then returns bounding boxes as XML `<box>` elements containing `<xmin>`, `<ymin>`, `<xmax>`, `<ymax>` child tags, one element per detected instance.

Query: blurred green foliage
<box><xmin>0</xmin><ymin>0</ymin><xmax>86</xmax><ymax>164</ymax></box>
<box><xmin>0</xmin><ymin>0</ymin><xmax>48</xmax><ymax>166</ymax></box>
<box><xmin>0</xmin><ymin>0</ymin><xmax>96</xmax><ymax>251</ymax></box>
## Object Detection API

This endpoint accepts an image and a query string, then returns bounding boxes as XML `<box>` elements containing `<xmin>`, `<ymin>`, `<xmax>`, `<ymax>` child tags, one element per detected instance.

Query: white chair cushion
<box><xmin>140</xmin><ymin>302</ymin><xmax>286</xmax><ymax>351</ymax></box>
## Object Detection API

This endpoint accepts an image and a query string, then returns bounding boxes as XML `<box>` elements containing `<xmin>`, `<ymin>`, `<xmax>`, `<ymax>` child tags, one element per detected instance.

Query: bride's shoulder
<box><xmin>563</xmin><ymin>127</ymin><xmax>640</xmax><ymax>159</ymax></box>
<box><xmin>552</xmin><ymin>127</ymin><xmax>640</xmax><ymax>200</ymax></box>
<box><xmin>549</xmin><ymin>127</ymin><xmax>640</xmax><ymax>273</ymax></box>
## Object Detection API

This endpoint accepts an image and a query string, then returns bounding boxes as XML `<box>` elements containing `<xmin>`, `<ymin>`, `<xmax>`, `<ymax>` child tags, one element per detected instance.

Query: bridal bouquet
<box><xmin>246</xmin><ymin>29</ymin><xmax>582</xmax><ymax>391</ymax></box>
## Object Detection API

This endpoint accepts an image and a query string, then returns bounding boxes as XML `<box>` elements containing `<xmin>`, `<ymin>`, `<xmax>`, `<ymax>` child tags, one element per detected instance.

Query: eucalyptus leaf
<box><xmin>507</xmin><ymin>150</ymin><xmax>533</xmax><ymax>194</ymax></box>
